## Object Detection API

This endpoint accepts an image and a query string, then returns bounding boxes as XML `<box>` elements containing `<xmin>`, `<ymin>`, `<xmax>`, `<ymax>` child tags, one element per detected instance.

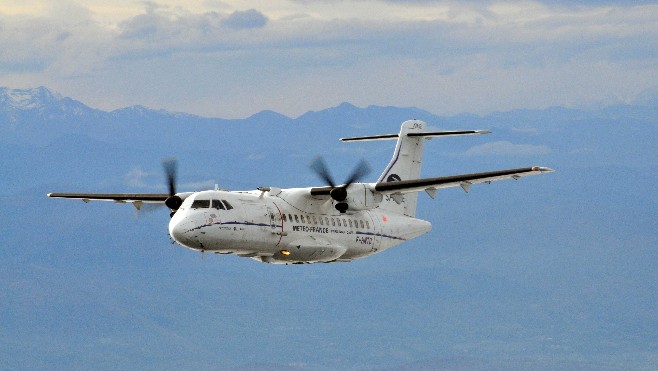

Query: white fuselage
<box><xmin>48</xmin><ymin>119</ymin><xmax>551</xmax><ymax>263</ymax></box>
<box><xmin>168</xmin><ymin>188</ymin><xmax>431</xmax><ymax>264</ymax></box>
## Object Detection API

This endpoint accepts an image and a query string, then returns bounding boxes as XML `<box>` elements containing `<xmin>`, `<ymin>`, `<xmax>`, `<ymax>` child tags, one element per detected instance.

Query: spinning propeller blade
<box><xmin>309</xmin><ymin>157</ymin><xmax>371</xmax><ymax>212</ymax></box>
<box><xmin>162</xmin><ymin>158</ymin><xmax>183</xmax><ymax>213</ymax></box>
<box><xmin>344</xmin><ymin>159</ymin><xmax>371</xmax><ymax>187</ymax></box>
<box><xmin>163</xmin><ymin>158</ymin><xmax>177</xmax><ymax>196</ymax></box>
<box><xmin>310</xmin><ymin>157</ymin><xmax>336</xmax><ymax>188</ymax></box>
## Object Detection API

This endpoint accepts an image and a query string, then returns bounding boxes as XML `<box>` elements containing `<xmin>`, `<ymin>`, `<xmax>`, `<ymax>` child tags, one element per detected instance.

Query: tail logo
<box><xmin>386</xmin><ymin>174</ymin><xmax>401</xmax><ymax>182</ymax></box>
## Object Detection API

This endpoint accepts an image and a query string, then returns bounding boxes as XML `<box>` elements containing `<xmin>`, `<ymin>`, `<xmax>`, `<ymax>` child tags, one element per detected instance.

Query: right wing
<box><xmin>47</xmin><ymin>193</ymin><xmax>169</xmax><ymax>209</ymax></box>
<box><xmin>374</xmin><ymin>166</ymin><xmax>554</xmax><ymax>195</ymax></box>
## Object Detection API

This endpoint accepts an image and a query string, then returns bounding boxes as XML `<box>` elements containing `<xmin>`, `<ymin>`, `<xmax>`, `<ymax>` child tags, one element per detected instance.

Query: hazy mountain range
<box><xmin>1</xmin><ymin>87</ymin><xmax>656</xmax><ymax>370</ymax></box>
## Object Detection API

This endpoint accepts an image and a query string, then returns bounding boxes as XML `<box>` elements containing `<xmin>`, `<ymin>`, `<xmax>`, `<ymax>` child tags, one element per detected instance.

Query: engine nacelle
<box><xmin>166</xmin><ymin>192</ymin><xmax>195</xmax><ymax>215</ymax></box>
<box><xmin>343</xmin><ymin>184</ymin><xmax>382</xmax><ymax>211</ymax></box>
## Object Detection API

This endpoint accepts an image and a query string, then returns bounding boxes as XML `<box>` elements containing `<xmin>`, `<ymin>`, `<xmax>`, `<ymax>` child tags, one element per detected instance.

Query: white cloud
<box><xmin>0</xmin><ymin>1</ymin><xmax>657</xmax><ymax>118</ymax></box>
<box><xmin>124</xmin><ymin>166</ymin><xmax>151</xmax><ymax>187</ymax></box>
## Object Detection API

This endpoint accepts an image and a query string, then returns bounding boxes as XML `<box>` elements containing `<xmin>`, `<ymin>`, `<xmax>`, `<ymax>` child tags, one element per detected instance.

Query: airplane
<box><xmin>48</xmin><ymin>120</ymin><xmax>553</xmax><ymax>264</ymax></box>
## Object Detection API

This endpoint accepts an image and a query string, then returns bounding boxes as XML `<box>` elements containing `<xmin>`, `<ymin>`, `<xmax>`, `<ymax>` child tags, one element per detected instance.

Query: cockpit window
<box><xmin>191</xmin><ymin>199</ymin><xmax>210</xmax><ymax>209</ymax></box>
<box><xmin>211</xmin><ymin>199</ymin><xmax>225</xmax><ymax>210</ymax></box>
<box><xmin>222</xmin><ymin>200</ymin><xmax>233</xmax><ymax>210</ymax></box>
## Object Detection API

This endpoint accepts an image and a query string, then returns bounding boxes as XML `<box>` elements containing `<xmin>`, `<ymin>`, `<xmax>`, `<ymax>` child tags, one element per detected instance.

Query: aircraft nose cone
<box><xmin>169</xmin><ymin>218</ymin><xmax>199</xmax><ymax>249</ymax></box>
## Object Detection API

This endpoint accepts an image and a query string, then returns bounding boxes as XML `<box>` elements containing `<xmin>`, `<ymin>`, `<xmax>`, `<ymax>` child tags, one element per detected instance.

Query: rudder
<box><xmin>377</xmin><ymin>120</ymin><xmax>427</xmax><ymax>217</ymax></box>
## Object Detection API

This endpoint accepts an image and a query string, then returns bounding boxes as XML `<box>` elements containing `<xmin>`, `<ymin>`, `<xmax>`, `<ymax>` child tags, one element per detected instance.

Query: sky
<box><xmin>1</xmin><ymin>0</ymin><xmax>657</xmax><ymax>118</ymax></box>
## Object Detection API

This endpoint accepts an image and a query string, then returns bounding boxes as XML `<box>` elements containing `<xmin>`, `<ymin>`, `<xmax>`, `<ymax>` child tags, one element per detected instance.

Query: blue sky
<box><xmin>1</xmin><ymin>0</ymin><xmax>657</xmax><ymax>118</ymax></box>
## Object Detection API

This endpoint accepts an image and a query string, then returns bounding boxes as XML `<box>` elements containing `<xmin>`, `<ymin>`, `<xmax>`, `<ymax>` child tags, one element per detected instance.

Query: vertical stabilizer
<box><xmin>339</xmin><ymin>120</ymin><xmax>490</xmax><ymax>217</ymax></box>
<box><xmin>377</xmin><ymin>120</ymin><xmax>427</xmax><ymax>217</ymax></box>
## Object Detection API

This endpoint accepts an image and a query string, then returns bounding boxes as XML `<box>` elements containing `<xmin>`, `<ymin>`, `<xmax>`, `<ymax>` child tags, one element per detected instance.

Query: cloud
<box><xmin>633</xmin><ymin>87</ymin><xmax>658</xmax><ymax>106</ymax></box>
<box><xmin>118</xmin><ymin>8</ymin><xmax>174</xmax><ymax>40</ymax></box>
<box><xmin>1</xmin><ymin>1</ymin><xmax>658</xmax><ymax>118</ymax></box>
<box><xmin>110</xmin><ymin>7</ymin><xmax>271</xmax><ymax>61</ymax></box>
<box><xmin>221</xmin><ymin>9</ymin><xmax>268</xmax><ymax>30</ymax></box>
<box><xmin>247</xmin><ymin>153</ymin><xmax>266</xmax><ymax>160</ymax></box>
<box><xmin>463</xmin><ymin>141</ymin><xmax>552</xmax><ymax>156</ymax></box>
<box><xmin>124</xmin><ymin>167</ymin><xmax>151</xmax><ymax>188</ymax></box>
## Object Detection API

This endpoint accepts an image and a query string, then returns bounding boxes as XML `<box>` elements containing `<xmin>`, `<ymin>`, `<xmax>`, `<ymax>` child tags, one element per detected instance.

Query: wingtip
<box><xmin>532</xmin><ymin>166</ymin><xmax>555</xmax><ymax>173</ymax></box>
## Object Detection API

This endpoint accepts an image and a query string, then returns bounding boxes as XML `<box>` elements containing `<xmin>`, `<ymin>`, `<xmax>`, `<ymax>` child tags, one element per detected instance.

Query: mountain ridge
<box><xmin>5</xmin><ymin>85</ymin><xmax>654</xmax><ymax>126</ymax></box>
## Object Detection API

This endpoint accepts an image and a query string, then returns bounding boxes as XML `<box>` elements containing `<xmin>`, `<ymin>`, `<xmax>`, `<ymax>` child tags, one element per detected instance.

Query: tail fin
<box><xmin>341</xmin><ymin>120</ymin><xmax>490</xmax><ymax>217</ymax></box>
<box><xmin>376</xmin><ymin>120</ymin><xmax>427</xmax><ymax>216</ymax></box>
<box><xmin>341</xmin><ymin>120</ymin><xmax>427</xmax><ymax>216</ymax></box>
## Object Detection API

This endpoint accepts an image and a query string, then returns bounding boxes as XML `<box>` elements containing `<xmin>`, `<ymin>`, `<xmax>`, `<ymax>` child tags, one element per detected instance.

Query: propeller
<box><xmin>310</xmin><ymin>156</ymin><xmax>371</xmax><ymax>212</ymax></box>
<box><xmin>310</xmin><ymin>157</ymin><xmax>337</xmax><ymax>188</ymax></box>
<box><xmin>163</xmin><ymin>158</ymin><xmax>183</xmax><ymax>213</ymax></box>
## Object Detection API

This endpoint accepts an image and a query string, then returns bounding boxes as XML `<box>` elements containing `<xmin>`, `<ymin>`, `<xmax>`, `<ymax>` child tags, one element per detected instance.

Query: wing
<box><xmin>47</xmin><ymin>193</ymin><xmax>169</xmax><ymax>209</ymax></box>
<box><xmin>374</xmin><ymin>166</ymin><xmax>554</xmax><ymax>195</ymax></box>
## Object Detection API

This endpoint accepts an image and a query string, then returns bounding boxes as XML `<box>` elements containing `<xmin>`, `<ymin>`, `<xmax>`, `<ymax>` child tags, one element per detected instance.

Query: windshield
<box><xmin>191</xmin><ymin>199</ymin><xmax>210</xmax><ymax>209</ymax></box>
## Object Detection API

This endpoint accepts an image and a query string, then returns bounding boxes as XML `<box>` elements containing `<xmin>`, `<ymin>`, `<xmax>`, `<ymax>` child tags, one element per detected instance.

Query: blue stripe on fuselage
<box><xmin>185</xmin><ymin>221</ymin><xmax>406</xmax><ymax>241</ymax></box>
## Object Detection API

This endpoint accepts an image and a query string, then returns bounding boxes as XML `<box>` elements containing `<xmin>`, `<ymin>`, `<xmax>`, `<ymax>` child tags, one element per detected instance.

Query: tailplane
<box><xmin>341</xmin><ymin>120</ymin><xmax>490</xmax><ymax>216</ymax></box>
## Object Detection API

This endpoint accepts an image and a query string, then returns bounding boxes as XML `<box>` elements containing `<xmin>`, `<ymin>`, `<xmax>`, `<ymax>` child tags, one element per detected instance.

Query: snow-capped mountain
<box><xmin>0</xmin><ymin>86</ymin><xmax>63</xmax><ymax>109</ymax></box>
<box><xmin>0</xmin><ymin>86</ymin><xmax>100</xmax><ymax>118</ymax></box>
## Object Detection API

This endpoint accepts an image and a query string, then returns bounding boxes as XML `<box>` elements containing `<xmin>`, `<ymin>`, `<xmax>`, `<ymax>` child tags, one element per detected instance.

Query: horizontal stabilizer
<box><xmin>340</xmin><ymin>130</ymin><xmax>490</xmax><ymax>142</ymax></box>
<box><xmin>340</xmin><ymin>134</ymin><xmax>399</xmax><ymax>142</ymax></box>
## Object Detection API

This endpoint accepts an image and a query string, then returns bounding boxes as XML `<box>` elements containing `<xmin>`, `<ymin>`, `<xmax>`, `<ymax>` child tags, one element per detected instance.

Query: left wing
<box><xmin>374</xmin><ymin>166</ymin><xmax>553</xmax><ymax>195</ymax></box>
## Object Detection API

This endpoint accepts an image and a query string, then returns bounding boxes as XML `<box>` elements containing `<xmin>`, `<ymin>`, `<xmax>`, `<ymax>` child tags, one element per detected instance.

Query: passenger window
<box><xmin>300</xmin><ymin>215</ymin><xmax>306</xmax><ymax>223</ymax></box>
<box><xmin>312</xmin><ymin>216</ymin><xmax>317</xmax><ymax>224</ymax></box>
<box><xmin>349</xmin><ymin>219</ymin><xmax>353</xmax><ymax>228</ymax></box>
<box><xmin>222</xmin><ymin>200</ymin><xmax>233</xmax><ymax>210</ymax></box>
<box><xmin>282</xmin><ymin>214</ymin><xmax>287</xmax><ymax>222</ymax></box>
<box><xmin>211</xmin><ymin>200</ymin><xmax>224</xmax><ymax>210</ymax></box>
<box><xmin>319</xmin><ymin>217</ymin><xmax>324</xmax><ymax>225</ymax></box>
<box><xmin>191</xmin><ymin>199</ymin><xmax>210</xmax><ymax>209</ymax></box>
<box><xmin>360</xmin><ymin>220</ymin><xmax>365</xmax><ymax>229</ymax></box>
<box><xmin>366</xmin><ymin>221</ymin><xmax>370</xmax><ymax>229</ymax></box>
<box><xmin>294</xmin><ymin>215</ymin><xmax>299</xmax><ymax>223</ymax></box>
<box><xmin>331</xmin><ymin>218</ymin><xmax>336</xmax><ymax>227</ymax></box>
<box><xmin>342</xmin><ymin>219</ymin><xmax>347</xmax><ymax>227</ymax></box>
<box><xmin>337</xmin><ymin>219</ymin><xmax>341</xmax><ymax>227</ymax></box>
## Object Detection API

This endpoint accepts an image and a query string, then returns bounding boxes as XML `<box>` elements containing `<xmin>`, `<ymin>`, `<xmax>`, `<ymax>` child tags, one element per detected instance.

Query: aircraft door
<box><xmin>266</xmin><ymin>204</ymin><xmax>284</xmax><ymax>248</ymax></box>
<box><xmin>266</xmin><ymin>206</ymin><xmax>277</xmax><ymax>231</ymax></box>
<box><xmin>237</xmin><ymin>200</ymin><xmax>278</xmax><ymax>249</ymax></box>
